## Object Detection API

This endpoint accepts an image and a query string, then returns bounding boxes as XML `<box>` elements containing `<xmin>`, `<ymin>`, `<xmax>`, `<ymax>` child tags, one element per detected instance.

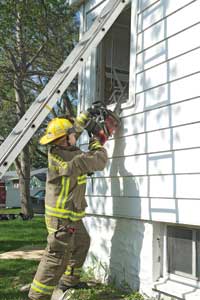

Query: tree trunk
<box><xmin>15</xmin><ymin>146</ymin><xmax>33</xmax><ymax>218</ymax></box>
<box><xmin>14</xmin><ymin>76</ymin><xmax>33</xmax><ymax>218</ymax></box>
<box><xmin>13</xmin><ymin>5</ymin><xmax>33</xmax><ymax>218</ymax></box>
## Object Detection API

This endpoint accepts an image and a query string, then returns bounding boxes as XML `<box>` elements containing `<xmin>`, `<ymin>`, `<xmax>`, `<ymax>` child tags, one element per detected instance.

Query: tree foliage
<box><xmin>0</xmin><ymin>0</ymin><xmax>79</xmax><ymax>215</ymax></box>
<box><xmin>0</xmin><ymin>0</ymin><xmax>79</xmax><ymax>166</ymax></box>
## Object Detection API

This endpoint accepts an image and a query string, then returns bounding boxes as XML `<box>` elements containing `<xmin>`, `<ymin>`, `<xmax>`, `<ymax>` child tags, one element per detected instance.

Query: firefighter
<box><xmin>28</xmin><ymin>115</ymin><xmax>108</xmax><ymax>300</ymax></box>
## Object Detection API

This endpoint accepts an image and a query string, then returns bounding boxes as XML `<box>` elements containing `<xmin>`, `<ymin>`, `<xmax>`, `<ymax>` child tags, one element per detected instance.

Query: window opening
<box><xmin>96</xmin><ymin>6</ymin><xmax>131</xmax><ymax>106</ymax></box>
<box><xmin>167</xmin><ymin>226</ymin><xmax>200</xmax><ymax>280</ymax></box>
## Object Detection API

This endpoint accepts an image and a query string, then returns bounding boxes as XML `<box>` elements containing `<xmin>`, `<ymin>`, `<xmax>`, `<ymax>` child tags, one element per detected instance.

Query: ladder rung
<box><xmin>59</xmin><ymin>66</ymin><xmax>70</xmax><ymax>73</ymax></box>
<box><xmin>79</xmin><ymin>38</ymin><xmax>90</xmax><ymax>46</ymax></box>
<box><xmin>37</xmin><ymin>97</ymin><xmax>47</xmax><ymax>103</ymax></box>
<box><xmin>100</xmin><ymin>0</ymin><xmax>114</xmax><ymax>18</ymax></box>
<box><xmin>13</xmin><ymin>130</ymin><xmax>23</xmax><ymax>136</ymax></box>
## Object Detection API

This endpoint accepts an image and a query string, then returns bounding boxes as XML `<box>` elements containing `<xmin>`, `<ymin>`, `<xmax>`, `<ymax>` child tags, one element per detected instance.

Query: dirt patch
<box><xmin>0</xmin><ymin>245</ymin><xmax>44</xmax><ymax>260</ymax></box>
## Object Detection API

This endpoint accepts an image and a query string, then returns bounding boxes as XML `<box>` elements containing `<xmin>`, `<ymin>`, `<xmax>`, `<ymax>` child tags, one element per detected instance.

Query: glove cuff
<box><xmin>89</xmin><ymin>139</ymin><xmax>102</xmax><ymax>151</ymax></box>
<box><xmin>76</xmin><ymin>111</ymin><xmax>89</xmax><ymax>127</ymax></box>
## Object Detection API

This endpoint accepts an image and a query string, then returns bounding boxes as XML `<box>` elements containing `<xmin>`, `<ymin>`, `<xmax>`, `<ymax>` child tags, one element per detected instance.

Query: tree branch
<box><xmin>56</xmin><ymin>101</ymin><xmax>65</xmax><ymax>115</ymax></box>
<box><xmin>23</xmin><ymin>79</ymin><xmax>43</xmax><ymax>91</ymax></box>
<box><xmin>35</xmin><ymin>148</ymin><xmax>48</xmax><ymax>158</ymax></box>
<box><xmin>50</xmin><ymin>107</ymin><xmax>58</xmax><ymax>118</ymax></box>
<box><xmin>15</xmin><ymin>157</ymin><xmax>24</xmax><ymax>179</ymax></box>
<box><xmin>29</xmin><ymin>140</ymin><xmax>47</xmax><ymax>158</ymax></box>
<box><xmin>63</xmin><ymin>94</ymin><xmax>75</xmax><ymax>117</ymax></box>
<box><xmin>3</xmin><ymin>45</ymin><xmax>19</xmax><ymax>71</ymax></box>
<box><xmin>26</xmin><ymin>70</ymin><xmax>54</xmax><ymax>76</ymax></box>
<box><xmin>26</xmin><ymin>42</ymin><xmax>46</xmax><ymax>70</ymax></box>
<box><xmin>0</xmin><ymin>65</ymin><xmax>15</xmax><ymax>74</ymax></box>
<box><xmin>0</xmin><ymin>97</ymin><xmax>21</xmax><ymax>110</ymax></box>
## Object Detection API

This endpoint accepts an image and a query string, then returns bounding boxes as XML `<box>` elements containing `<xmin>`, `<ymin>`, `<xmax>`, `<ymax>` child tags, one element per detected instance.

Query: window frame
<box><xmin>95</xmin><ymin>11</ymin><xmax>131</xmax><ymax>106</ymax></box>
<box><xmin>167</xmin><ymin>225</ymin><xmax>200</xmax><ymax>281</ymax></box>
<box><xmin>81</xmin><ymin>0</ymin><xmax>138</xmax><ymax>112</ymax></box>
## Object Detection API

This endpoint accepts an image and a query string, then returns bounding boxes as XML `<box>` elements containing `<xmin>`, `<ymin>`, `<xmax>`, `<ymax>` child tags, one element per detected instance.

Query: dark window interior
<box><xmin>96</xmin><ymin>7</ymin><xmax>131</xmax><ymax>105</ymax></box>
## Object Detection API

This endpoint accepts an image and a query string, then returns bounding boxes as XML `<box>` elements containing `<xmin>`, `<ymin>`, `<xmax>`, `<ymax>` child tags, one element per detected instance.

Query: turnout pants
<box><xmin>28</xmin><ymin>217</ymin><xmax>90</xmax><ymax>300</ymax></box>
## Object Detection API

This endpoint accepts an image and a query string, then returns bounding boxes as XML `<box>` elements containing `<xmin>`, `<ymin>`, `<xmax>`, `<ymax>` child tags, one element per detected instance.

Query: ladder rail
<box><xmin>0</xmin><ymin>0</ymin><xmax>130</xmax><ymax>178</ymax></box>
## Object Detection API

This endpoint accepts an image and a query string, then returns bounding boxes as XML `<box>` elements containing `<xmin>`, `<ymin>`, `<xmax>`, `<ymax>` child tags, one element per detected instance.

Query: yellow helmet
<box><xmin>40</xmin><ymin>118</ymin><xmax>74</xmax><ymax>145</ymax></box>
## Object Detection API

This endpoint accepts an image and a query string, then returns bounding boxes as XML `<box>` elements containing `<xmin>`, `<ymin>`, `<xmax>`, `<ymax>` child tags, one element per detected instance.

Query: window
<box><xmin>33</xmin><ymin>190</ymin><xmax>45</xmax><ymax>199</ymax></box>
<box><xmin>96</xmin><ymin>6</ymin><xmax>131</xmax><ymax>105</ymax></box>
<box><xmin>13</xmin><ymin>179</ymin><xmax>19</xmax><ymax>189</ymax></box>
<box><xmin>167</xmin><ymin>226</ymin><xmax>200</xmax><ymax>280</ymax></box>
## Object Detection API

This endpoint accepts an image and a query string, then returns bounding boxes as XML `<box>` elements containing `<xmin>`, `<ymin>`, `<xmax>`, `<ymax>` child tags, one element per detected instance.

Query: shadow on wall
<box><xmin>108</xmin><ymin>131</ymin><xmax>144</xmax><ymax>291</ymax></box>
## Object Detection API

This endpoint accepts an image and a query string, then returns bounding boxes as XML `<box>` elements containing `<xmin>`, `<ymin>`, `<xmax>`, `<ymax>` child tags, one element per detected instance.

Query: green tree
<box><xmin>0</xmin><ymin>0</ymin><xmax>78</xmax><ymax>217</ymax></box>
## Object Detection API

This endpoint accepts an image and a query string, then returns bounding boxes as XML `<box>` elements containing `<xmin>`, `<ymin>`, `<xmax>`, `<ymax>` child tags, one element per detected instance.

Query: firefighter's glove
<box><xmin>75</xmin><ymin>111</ymin><xmax>90</xmax><ymax>128</ymax></box>
<box><xmin>74</xmin><ymin>111</ymin><xmax>90</xmax><ymax>136</ymax></box>
<box><xmin>87</xmin><ymin>106</ymin><xmax>100</xmax><ymax>117</ymax></box>
<box><xmin>89</xmin><ymin>138</ymin><xmax>102</xmax><ymax>151</ymax></box>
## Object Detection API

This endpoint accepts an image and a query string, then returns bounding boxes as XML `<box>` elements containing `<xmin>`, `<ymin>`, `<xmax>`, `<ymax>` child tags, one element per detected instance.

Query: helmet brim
<box><xmin>39</xmin><ymin>133</ymin><xmax>66</xmax><ymax>145</ymax></box>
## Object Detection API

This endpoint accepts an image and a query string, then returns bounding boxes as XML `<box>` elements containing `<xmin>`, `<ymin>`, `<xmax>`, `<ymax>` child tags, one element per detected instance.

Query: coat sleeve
<box><xmin>47</xmin><ymin>147</ymin><xmax>108</xmax><ymax>182</ymax></box>
<box><xmin>59</xmin><ymin>148</ymin><xmax>108</xmax><ymax>177</ymax></box>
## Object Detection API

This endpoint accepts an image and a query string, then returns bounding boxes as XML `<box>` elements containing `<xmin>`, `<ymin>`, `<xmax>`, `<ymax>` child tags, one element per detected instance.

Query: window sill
<box><xmin>153</xmin><ymin>276</ymin><xmax>200</xmax><ymax>300</ymax></box>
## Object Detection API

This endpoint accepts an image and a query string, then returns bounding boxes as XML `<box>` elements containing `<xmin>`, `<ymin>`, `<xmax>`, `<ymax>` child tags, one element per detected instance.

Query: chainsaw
<box><xmin>85</xmin><ymin>100</ymin><xmax>122</xmax><ymax>144</ymax></box>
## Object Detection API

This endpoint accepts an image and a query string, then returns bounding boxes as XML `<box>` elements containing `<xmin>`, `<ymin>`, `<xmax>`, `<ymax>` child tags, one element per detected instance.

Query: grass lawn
<box><xmin>0</xmin><ymin>259</ymin><xmax>38</xmax><ymax>300</ymax></box>
<box><xmin>0</xmin><ymin>216</ymin><xmax>46</xmax><ymax>253</ymax></box>
<box><xmin>0</xmin><ymin>216</ymin><xmax>144</xmax><ymax>300</ymax></box>
<box><xmin>63</xmin><ymin>284</ymin><xmax>144</xmax><ymax>300</ymax></box>
<box><xmin>0</xmin><ymin>208</ymin><xmax>21</xmax><ymax>214</ymax></box>
<box><xmin>0</xmin><ymin>216</ymin><xmax>46</xmax><ymax>300</ymax></box>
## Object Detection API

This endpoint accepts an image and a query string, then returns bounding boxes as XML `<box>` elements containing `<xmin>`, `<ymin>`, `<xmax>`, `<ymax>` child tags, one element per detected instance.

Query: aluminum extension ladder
<box><xmin>0</xmin><ymin>0</ymin><xmax>130</xmax><ymax>178</ymax></box>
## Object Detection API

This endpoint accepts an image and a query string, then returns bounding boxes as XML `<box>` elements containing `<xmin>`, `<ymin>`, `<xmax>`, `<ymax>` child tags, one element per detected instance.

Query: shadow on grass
<box><xmin>0</xmin><ymin>217</ymin><xmax>47</xmax><ymax>253</ymax></box>
<box><xmin>0</xmin><ymin>259</ymin><xmax>38</xmax><ymax>300</ymax></box>
<box><xmin>0</xmin><ymin>240</ymin><xmax>46</xmax><ymax>253</ymax></box>
<box><xmin>0</xmin><ymin>217</ymin><xmax>47</xmax><ymax>299</ymax></box>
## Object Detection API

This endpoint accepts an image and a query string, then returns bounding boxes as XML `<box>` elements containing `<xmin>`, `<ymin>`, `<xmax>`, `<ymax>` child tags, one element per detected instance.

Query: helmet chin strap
<box><xmin>66</xmin><ymin>135</ymin><xmax>71</xmax><ymax>146</ymax></box>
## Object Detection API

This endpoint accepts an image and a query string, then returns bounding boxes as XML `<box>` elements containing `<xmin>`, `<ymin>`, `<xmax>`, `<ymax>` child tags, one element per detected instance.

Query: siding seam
<box><xmin>138</xmin><ymin>0</ymin><xmax>160</xmax><ymax>15</ymax></box>
<box><xmin>86</xmin><ymin>195</ymin><xmax>200</xmax><ymax>201</ymax></box>
<box><xmin>136</xmin><ymin>70</ymin><xmax>200</xmax><ymax>95</ymax></box>
<box><xmin>136</xmin><ymin>45</ymin><xmax>200</xmax><ymax>75</ymax></box>
<box><xmin>137</xmin><ymin>0</ymin><xmax>197</xmax><ymax>33</ymax></box>
<box><xmin>137</xmin><ymin>20</ymin><xmax>200</xmax><ymax>55</ymax></box>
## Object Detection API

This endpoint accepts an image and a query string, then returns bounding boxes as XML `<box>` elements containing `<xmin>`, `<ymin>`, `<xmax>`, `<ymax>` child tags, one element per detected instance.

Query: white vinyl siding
<box><xmin>130</xmin><ymin>0</ymin><xmax>200</xmax><ymax>225</ymax></box>
<box><xmin>80</xmin><ymin>0</ymin><xmax>200</xmax><ymax>226</ymax></box>
<box><xmin>75</xmin><ymin>0</ymin><xmax>200</xmax><ymax>295</ymax></box>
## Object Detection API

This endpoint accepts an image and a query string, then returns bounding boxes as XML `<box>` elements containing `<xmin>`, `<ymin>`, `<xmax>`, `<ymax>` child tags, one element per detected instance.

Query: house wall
<box><xmin>6</xmin><ymin>186</ymin><xmax>43</xmax><ymax>208</ymax></box>
<box><xmin>78</xmin><ymin>0</ymin><xmax>200</xmax><ymax>297</ymax></box>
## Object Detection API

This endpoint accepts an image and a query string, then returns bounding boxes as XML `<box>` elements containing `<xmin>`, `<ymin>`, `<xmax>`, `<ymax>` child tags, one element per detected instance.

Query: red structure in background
<box><xmin>0</xmin><ymin>181</ymin><xmax>6</xmax><ymax>208</ymax></box>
